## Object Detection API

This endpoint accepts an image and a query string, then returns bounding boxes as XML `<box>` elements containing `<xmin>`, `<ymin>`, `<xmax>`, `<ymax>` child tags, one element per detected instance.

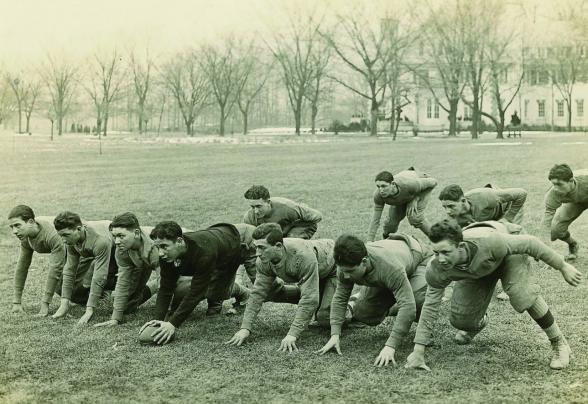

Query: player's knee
<box><xmin>450</xmin><ymin>312</ymin><xmax>481</xmax><ymax>331</ymax></box>
<box><xmin>315</xmin><ymin>308</ymin><xmax>330</xmax><ymax>327</ymax></box>
<box><xmin>353</xmin><ymin>309</ymin><xmax>383</xmax><ymax>326</ymax></box>
<box><xmin>506</xmin><ymin>286</ymin><xmax>536</xmax><ymax>313</ymax></box>
<box><xmin>551</xmin><ymin>224</ymin><xmax>568</xmax><ymax>241</ymax></box>
<box><xmin>407</xmin><ymin>213</ymin><xmax>424</xmax><ymax>227</ymax></box>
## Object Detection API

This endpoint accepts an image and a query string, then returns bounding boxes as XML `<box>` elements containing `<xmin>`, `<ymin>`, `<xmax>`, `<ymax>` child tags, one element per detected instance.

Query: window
<box><xmin>427</xmin><ymin>99</ymin><xmax>432</xmax><ymax>118</ymax></box>
<box><xmin>524</xmin><ymin>100</ymin><xmax>529</xmax><ymax>118</ymax></box>
<box><xmin>434</xmin><ymin>103</ymin><xmax>440</xmax><ymax>119</ymax></box>
<box><xmin>577</xmin><ymin>99</ymin><xmax>584</xmax><ymax>117</ymax></box>
<box><xmin>464</xmin><ymin>105</ymin><xmax>471</xmax><ymax>120</ymax></box>
<box><xmin>557</xmin><ymin>100</ymin><xmax>565</xmax><ymax>117</ymax></box>
<box><xmin>538</xmin><ymin>100</ymin><xmax>546</xmax><ymax>117</ymax></box>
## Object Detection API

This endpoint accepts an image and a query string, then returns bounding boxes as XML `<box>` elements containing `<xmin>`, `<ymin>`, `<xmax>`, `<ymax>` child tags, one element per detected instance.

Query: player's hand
<box><xmin>278</xmin><ymin>335</ymin><xmax>298</xmax><ymax>353</ymax></box>
<box><xmin>405</xmin><ymin>345</ymin><xmax>431</xmax><ymax>371</ymax></box>
<box><xmin>315</xmin><ymin>335</ymin><xmax>342</xmax><ymax>355</ymax></box>
<box><xmin>225</xmin><ymin>329</ymin><xmax>250</xmax><ymax>346</ymax></box>
<box><xmin>36</xmin><ymin>303</ymin><xmax>49</xmax><ymax>317</ymax></box>
<box><xmin>560</xmin><ymin>262</ymin><xmax>583</xmax><ymax>286</ymax></box>
<box><xmin>94</xmin><ymin>319</ymin><xmax>119</xmax><ymax>327</ymax></box>
<box><xmin>374</xmin><ymin>346</ymin><xmax>396</xmax><ymax>367</ymax></box>
<box><xmin>52</xmin><ymin>299</ymin><xmax>71</xmax><ymax>319</ymax></box>
<box><xmin>152</xmin><ymin>321</ymin><xmax>175</xmax><ymax>345</ymax></box>
<box><xmin>407</xmin><ymin>200</ymin><xmax>418</xmax><ymax>218</ymax></box>
<box><xmin>11</xmin><ymin>303</ymin><xmax>25</xmax><ymax>315</ymax></box>
<box><xmin>76</xmin><ymin>308</ymin><xmax>94</xmax><ymax>326</ymax></box>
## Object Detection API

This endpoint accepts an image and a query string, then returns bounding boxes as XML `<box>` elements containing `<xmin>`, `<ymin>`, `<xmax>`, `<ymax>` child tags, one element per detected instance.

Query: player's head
<box><xmin>334</xmin><ymin>234</ymin><xmax>369</xmax><ymax>282</ymax></box>
<box><xmin>110</xmin><ymin>212</ymin><xmax>141</xmax><ymax>252</ymax></box>
<box><xmin>150</xmin><ymin>220</ymin><xmax>185</xmax><ymax>262</ymax></box>
<box><xmin>252</xmin><ymin>223</ymin><xmax>284</xmax><ymax>263</ymax></box>
<box><xmin>428</xmin><ymin>219</ymin><xmax>464</xmax><ymax>269</ymax></box>
<box><xmin>548</xmin><ymin>164</ymin><xmax>574</xmax><ymax>194</ymax></box>
<box><xmin>7</xmin><ymin>205</ymin><xmax>37</xmax><ymax>240</ymax></box>
<box><xmin>244</xmin><ymin>185</ymin><xmax>272</xmax><ymax>219</ymax></box>
<box><xmin>374</xmin><ymin>171</ymin><xmax>396</xmax><ymax>198</ymax></box>
<box><xmin>439</xmin><ymin>184</ymin><xmax>468</xmax><ymax>218</ymax></box>
<box><xmin>54</xmin><ymin>211</ymin><xmax>84</xmax><ymax>245</ymax></box>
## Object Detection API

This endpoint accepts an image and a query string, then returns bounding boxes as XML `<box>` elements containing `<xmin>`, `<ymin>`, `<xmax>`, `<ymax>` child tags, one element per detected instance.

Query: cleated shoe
<box><xmin>454</xmin><ymin>314</ymin><xmax>489</xmax><ymax>345</ymax></box>
<box><xmin>550</xmin><ymin>337</ymin><xmax>571</xmax><ymax>370</ymax></box>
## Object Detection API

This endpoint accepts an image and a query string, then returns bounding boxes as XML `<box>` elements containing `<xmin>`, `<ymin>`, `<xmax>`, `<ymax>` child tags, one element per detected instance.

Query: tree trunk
<box><xmin>241</xmin><ymin>108</ymin><xmax>249</xmax><ymax>135</ymax></box>
<box><xmin>50</xmin><ymin>120</ymin><xmax>54</xmax><ymax>141</ymax></box>
<box><xmin>311</xmin><ymin>104</ymin><xmax>318</xmax><ymax>135</ymax></box>
<box><xmin>58</xmin><ymin>117</ymin><xmax>63</xmax><ymax>136</ymax></box>
<box><xmin>389</xmin><ymin>98</ymin><xmax>396</xmax><ymax>139</ymax></box>
<box><xmin>219</xmin><ymin>104</ymin><xmax>225</xmax><ymax>136</ymax></box>
<box><xmin>448</xmin><ymin>99</ymin><xmax>459</xmax><ymax>137</ymax></box>
<box><xmin>471</xmin><ymin>92</ymin><xmax>480</xmax><ymax>139</ymax></box>
<box><xmin>186</xmin><ymin>120</ymin><xmax>193</xmax><ymax>136</ymax></box>
<box><xmin>294</xmin><ymin>97</ymin><xmax>302</xmax><ymax>136</ymax></box>
<box><xmin>25</xmin><ymin>114</ymin><xmax>31</xmax><ymax>134</ymax></box>
<box><xmin>96</xmin><ymin>117</ymin><xmax>102</xmax><ymax>136</ymax></box>
<box><xmin>496</xmin><ymin>110</ymin><xmax>506</xmax><ymax>139</ymax></box>
<box><xmin>370</xmin><ymin>98</ymin><xmax>378</xmax><ymax>136</ymax></box>
<box><xmin>103</xmin><ymin>114</ymin><xmax>109</xmax><ymax>137</ymax></box>
<box><xmin>17</xmin><ymin>107</ymin><xmax>22</xmax><ymax>134</ymax></box>
<box><xmin>567</xmin><ymin>102</ymin><xmax>572</xmax><ymax>132</ymax></box>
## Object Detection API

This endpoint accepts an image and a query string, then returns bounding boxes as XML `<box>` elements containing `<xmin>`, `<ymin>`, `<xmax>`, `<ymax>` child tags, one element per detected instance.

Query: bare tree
<box><xmin>304</xmin><ymin>40</ymin><xmax>331</xmax><ymax>134</ymax></box>
<box><xmin>161</xmin><ymin>51</ymin><xmax>210</xmax><ymax>136</ymax></box>
<box><xmin>0</xmin><ymin>80</ymin><xmax>12</xmax><ymax>128</ymax></box>
<box><xmin>23</xmin><ymin>80</ymin><xmax>42</xmax><ymax>134</ymax></box>
<box><xmin>129</xmin><ymin>49</ymin><xmax>154</xmax><ymax>134</ymax></box>
<box><xmin>411</xmin><ymin>0</ymin><xmax>469</xmax><ymax>137</ymax></box>
<box><xmin>84</xmin><ymin>50</ymin><xmax>126</xmax><ymax>139</ymax></box>
<box><xmin>549</xmin><ymin>46</ymin><xmax>585</xmax><ymax>132</ymax></box>
<box><xmin>41</xmin><ymin>55</ymin><xmax>77</xmax><ymax>136</ymax></box>
<box><xmin>235</xmin><ymin>43</ymin><xmax>273</xmax><ymax>135</ymax></box>
<box><xmin>200</xmin><ymin>38</ymin><xmax>243</xmax><ymax>136</ymax></box>
<box><xmin>321</xmin><ymin>12</ymin><xmax>396</xmax><ymax>136</ymax></box>
<box><xmin>268</xmin><ymin>15</ymin><xmax>323</xmax><ymax>135</ymax></box>
<box><xmin>6</xmin><ymin>73</ymin><xmax>26</xmax><ymax>133</ymax></box>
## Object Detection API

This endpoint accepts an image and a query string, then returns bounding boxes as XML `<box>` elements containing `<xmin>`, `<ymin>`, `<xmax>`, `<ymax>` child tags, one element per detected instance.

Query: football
<box><xmin>139</xmin><ymin>323</ymin><xmax>175</xmax><ymax>345</ymax></box>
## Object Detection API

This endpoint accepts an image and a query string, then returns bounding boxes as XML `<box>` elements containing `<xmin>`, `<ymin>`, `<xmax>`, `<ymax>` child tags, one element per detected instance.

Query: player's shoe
<box><xmin>550</xmin><ymin>337</ymin><xmax>571</xmax><ymax>370</ymax></box>
<box><xmin>454</xmin><ymin>314</ymin><xmax>489</xmax><ymax>345</ymax></box>
<box><xmin>565</xmin><ymin>241</ymin><xmax>579</xmax><ymax>261</ymax></box>
<box><xmin>496</xmin><ymin>291</ymin><xmax>509</xmax><ymax>301</ymax></box>
<box><xmin>206</xmin><ymin>307</ymin><xmax>222</xmax><ymax>316</ymax></box>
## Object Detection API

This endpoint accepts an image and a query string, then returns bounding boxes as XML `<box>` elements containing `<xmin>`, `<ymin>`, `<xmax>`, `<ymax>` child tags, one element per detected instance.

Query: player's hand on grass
<box><xmin>76</xmin><ymin>308</ymin><xmax>94</xmax><ymax>326</ymax></box>
<box><xmin>36</xmin><ymin>302</ymin><xmax>49</xmax><ymax>317</ymax></box>
<box><xmin>225</xmin><ymin>329</ymin><xmax>250</xmax><ymax>346</ymax></box>
<box><xmin>52</xmin><ymin>299</ymin><xmax>70</xmax><ymax>319</ymax></box>
<box><xmin>11</xmin><ymin>303</ymin><xmax>25</xmax><ymax>315</ymax></box>
<box><xmin>374</xmin><ymin>346</ymin><xmax>396</xmax><ymax>367</ymax></box>
<box><xmin>405</xmin><ymin>345</ymin><xmax>431</xmax><ymax>371</ymax></box>
<box><xmin>94</xmin><ymin>319</ymin><xmax>119</xmax><ymax>327</ymax></box>
<box><xmin>560</xmin><ymin>262</ymin><xmax>583</xmax><ymax>286</ymax></box>
<box><xmin>315</xmin><ymin>335</ymin><xmax>342</xmax><ymax>356</ymax></box>
<box><xmin>151</xmin><ymin>321</ymin><xmax>175</xmax><ymax>345</ymax></box>
<box><xmin>278</xmin><ymin>335</ymin><xmax>298</xmax><ymax>353</ymax></box>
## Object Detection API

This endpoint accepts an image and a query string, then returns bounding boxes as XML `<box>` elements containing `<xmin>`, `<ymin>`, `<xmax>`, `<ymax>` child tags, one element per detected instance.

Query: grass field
<box><xmin>1</xmin><ymin>131</ymin><xmax>587</xmax><ymax>404</ymax></box>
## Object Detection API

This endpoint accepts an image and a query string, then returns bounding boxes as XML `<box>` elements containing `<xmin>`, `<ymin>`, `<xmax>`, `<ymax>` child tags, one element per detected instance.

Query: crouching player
<box><xmin>226</xmin><ymin>223</ymin><xmax>334</xmax><ymax>352</ymax></box>
<box><xmin>140</xmin><ymin>222</ymin><xmax>250</xmax><ymax>345</ymax></box>
<box><xmin>52</xmin><ymin>212</ymin><xmax>118</xmax><ymax>325</ymax></box>
<box><xmin>7</xmin><ymin>205</ymin><xmax>66</xmax><ymax>316</ymax></box>
<box><xmin>317</xmin><ymin>233</ymin><xmax>432</xmax><ymax>367</ymax></box>
<box><xmin>94</xmin><ymin>212</ymin><xmax>160</xmax><ymax>327</ymax></box>
<box><xmin>405</xmin><ymin>220</ymin><xmax>582</xmax><ymax>371</ymax></box>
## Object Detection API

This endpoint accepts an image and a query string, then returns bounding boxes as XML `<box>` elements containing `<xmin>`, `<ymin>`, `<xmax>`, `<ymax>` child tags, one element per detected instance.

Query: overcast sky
<box><xmin>0</xmin><ymin>0</ymin><xmax>561</xmax><ymax>67</ymax></box>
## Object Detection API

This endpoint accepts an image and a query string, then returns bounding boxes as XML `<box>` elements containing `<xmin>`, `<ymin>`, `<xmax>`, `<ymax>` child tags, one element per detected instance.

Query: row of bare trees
<box><xmin>1</xmin><ymin>0</ymin><xmax>586</xmax><ymax>139</ymax></box>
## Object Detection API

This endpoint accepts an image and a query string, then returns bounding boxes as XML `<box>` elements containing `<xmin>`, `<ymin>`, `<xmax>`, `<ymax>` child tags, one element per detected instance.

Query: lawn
<box><xmin>0</xmin><ymin>131</ymin><xmax>587</xmax><ymax>404</ymax></box>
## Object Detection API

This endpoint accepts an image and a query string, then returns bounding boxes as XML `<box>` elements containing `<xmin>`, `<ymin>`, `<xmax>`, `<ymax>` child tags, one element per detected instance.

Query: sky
<box><xmin>0</xmin><ymin>0</ymin><xmax>569</xmax><ymax>68</ymax></box>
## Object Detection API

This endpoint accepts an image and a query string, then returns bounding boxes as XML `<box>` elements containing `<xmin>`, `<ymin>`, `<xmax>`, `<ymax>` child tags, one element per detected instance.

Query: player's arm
<box><xmin>495</xmin><ymin>188</ymin><xmax>527</xmax><ymax>223</ymax></box>
<box><xmin>41</xmin><ymin>233</ymin><xmax>66</xmax><ymax>315</ymax></box>
<box><xmin>406</xmin><ymin>262</ymin><xmax>450</xmax><ymax>371</ymax></box>
<box><xmin>167</xmin><ymin>253</ymin><xmax>218</xmax><ymax>328</ymax></box>
<box><xmin>376</xmin><ymin>267</ymin><xmax>418</xmax><ymax>367</ymax></box>
<box><xmin>294</xmin><ymin>203</ymin><xmax>322</xmax><ymax>238</ymax></box>
<box><xmin>415</xmin><ymin>177</ymin><xmax>438</xmax><ymax>194</ymax></box>
<box><xmin>367</xmin><ymin>192</ymin><xmax>385</xmax><ymax>242</ymax></box>
<box><xmin>502</xmin><ymin>234</ymin><xmax>582</xmax><ymax>286</ymax></box>
<box><xmin>12</xmin><ymin>243</ymin><xmax>34</xmax><ymax>313</ymax></box>
<box><xmin>227</xmin><ymin>262</ymin><xmax>274</xmax><ymax>346</ymax></box>
<box><xmin>106</xmin><ymin>250</ymin><xmax>134</xmax><ymax>324</ymax></box>
<box><xmin>52</xmin><ymin>246</ymin><xmax>81</xmax><ymax>319</ymax></box>
<box><xmin>79</xmin><ymin>239</ymin><xmax>113</xmax><ymax>325</ymax></box>
<box><xmin>542</xmin><ymin>190</ymin><xmax>562</xmax><ymax>231</ymax></box>
<box><xmin>153</xmin><ymin>267</ymin><xmax>179</xmax><ymax>321</ymax></box>
<box><xmin>316</xmin><ymin>276</ymin><xmax>353</xmax><ymax>356</ymax></box>
<box><xmin>280</xmin><ymin>260</ymin><xmax>320</xmax><ymax>352</ymax></box>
